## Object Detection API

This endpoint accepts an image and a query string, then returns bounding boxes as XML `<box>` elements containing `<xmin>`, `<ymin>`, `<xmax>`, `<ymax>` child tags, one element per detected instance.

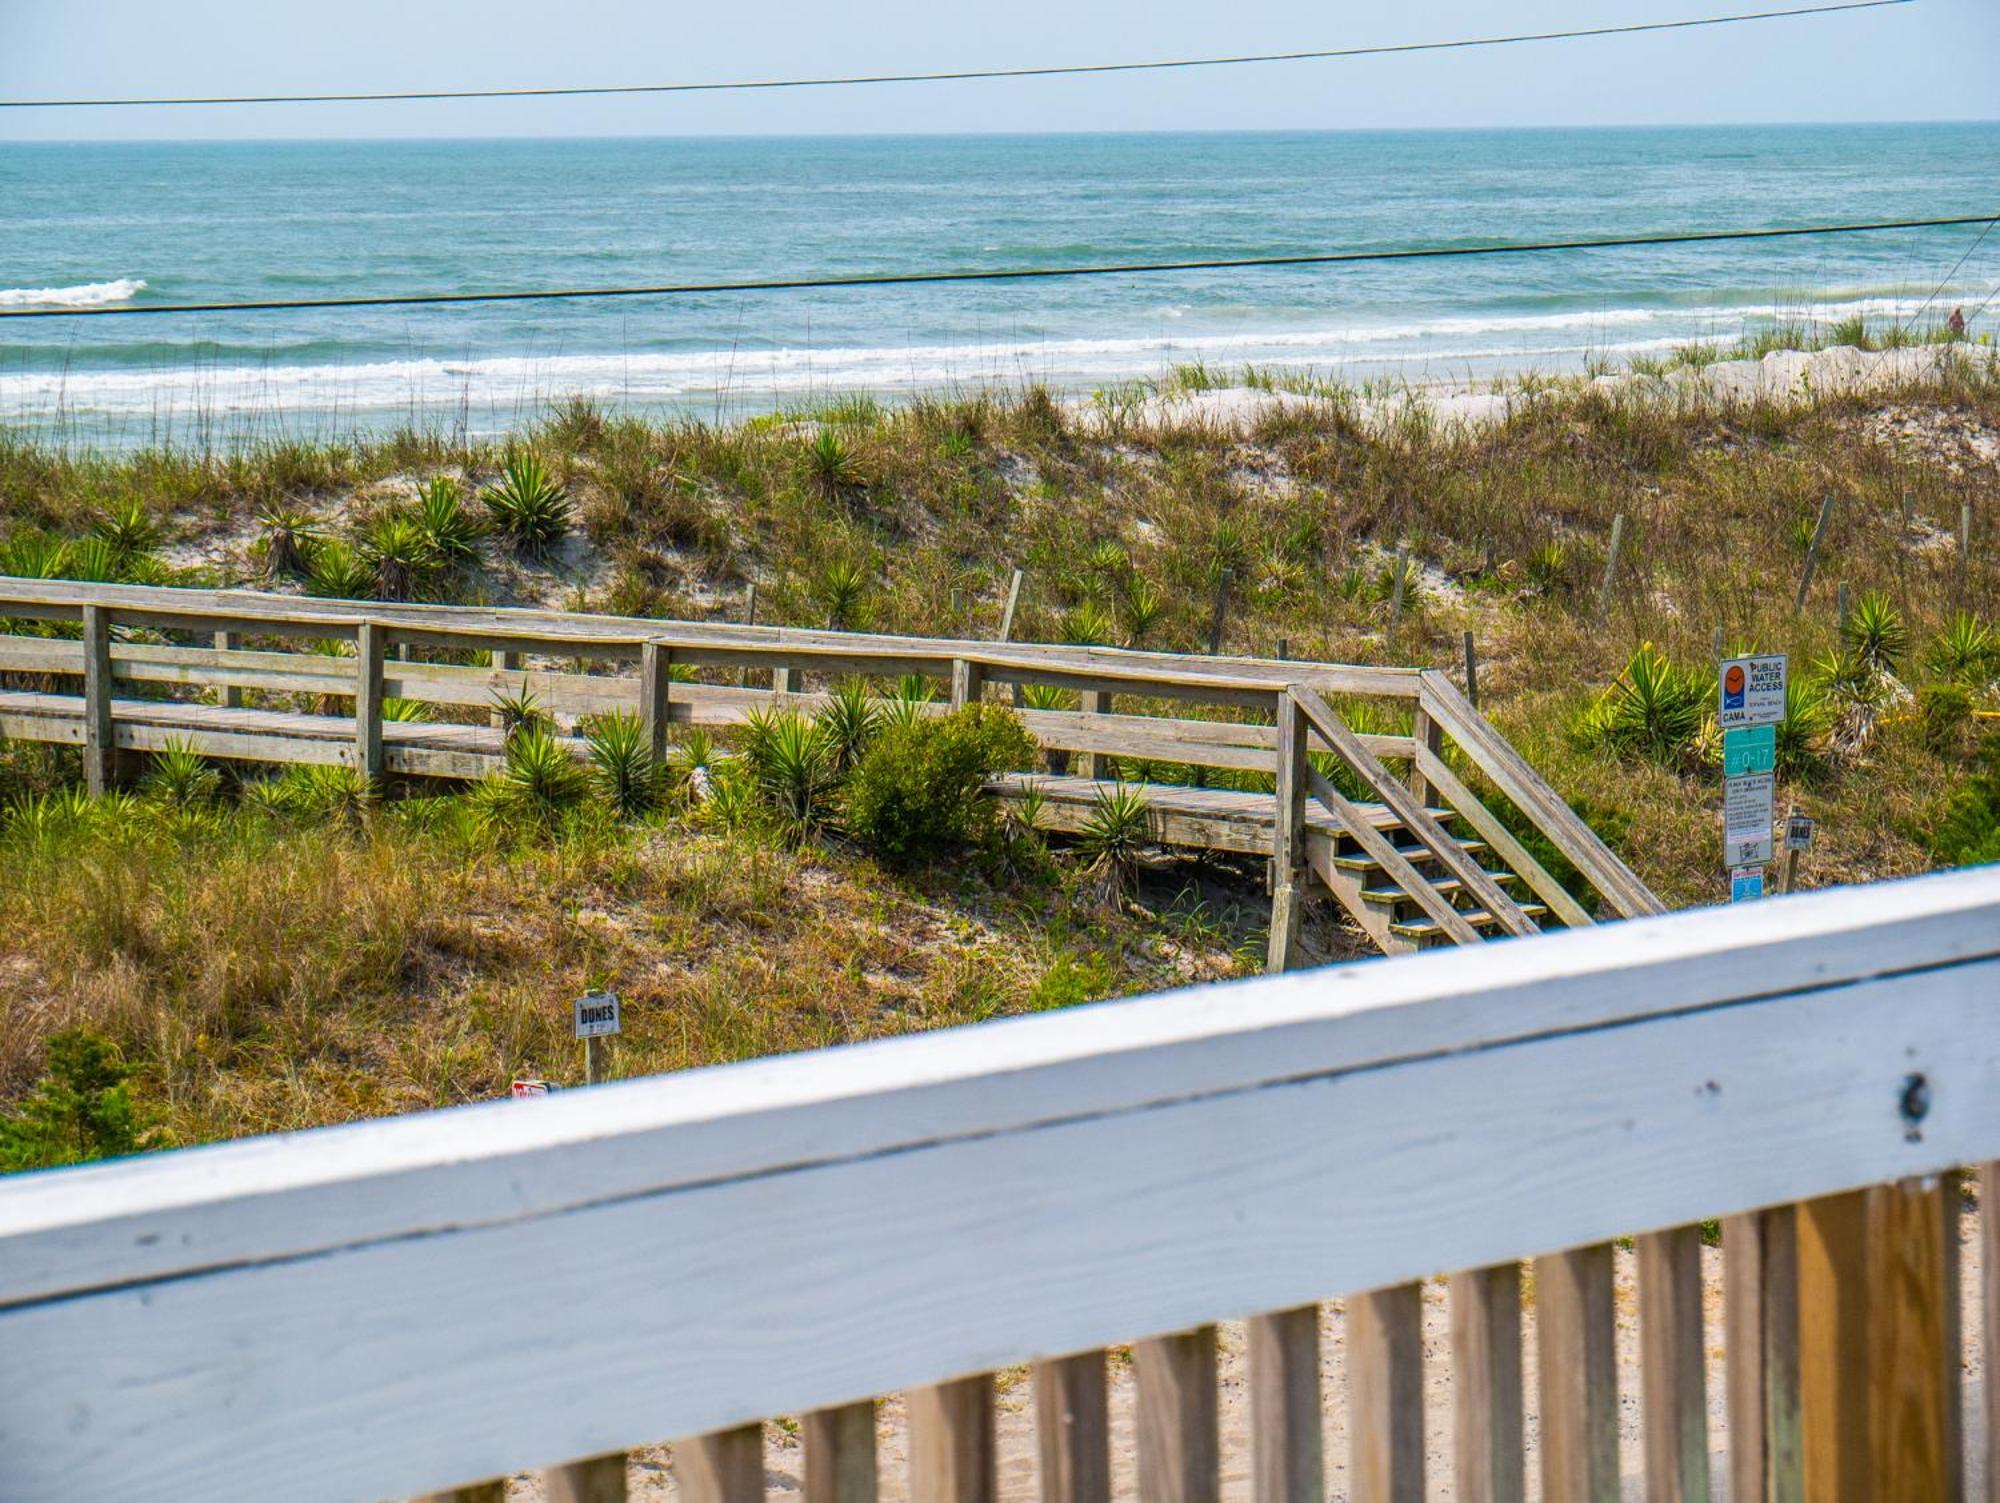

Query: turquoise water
<box><xmin>1</xmin><ymin>125</ymin><xmax>1995</xmax><ymax>444</ymax></box>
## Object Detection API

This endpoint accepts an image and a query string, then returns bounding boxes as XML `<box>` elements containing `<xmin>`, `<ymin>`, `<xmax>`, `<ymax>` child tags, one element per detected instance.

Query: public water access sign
<box><xmin>573</xmin><ymin>990</ymin><xmax>622</xmax><ymax>1040</ymax></box>
<box><xmin>1719</xmin><ymin>654</ymin><xmax>1787</xmax><ymax>730</ymax></box>
<box><xmin>1722</xmin><ymin>723</ymin><xmax>1777</xmax><ymax>777</ymax></box>
<box><xmin>1724</xmin><ymin>772</ymin><xmax>1776</xmax><ymax>866</ymax></box>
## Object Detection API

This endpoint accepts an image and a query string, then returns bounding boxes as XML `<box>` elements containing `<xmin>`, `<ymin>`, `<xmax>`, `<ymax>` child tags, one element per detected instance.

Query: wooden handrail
<box><xmin>1</xmin><ymin>871</ymin><xmax>1995</xmax><ymax>1502</ymax></box>
<box><xmin>1417</xmin><ymin>670</ymin><xmax>1665</xmax><ymax>919</ymax></box>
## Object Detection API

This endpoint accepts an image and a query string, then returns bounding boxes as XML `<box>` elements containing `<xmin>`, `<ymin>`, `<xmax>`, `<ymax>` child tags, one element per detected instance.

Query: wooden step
<box><xmin>1360</xmin><ymin>870</ymin><xmax>1520</xmax><ymax>904</ymax></box>
<box><xmin>1390</xmin><ymin>902</ymin><xmax>1552</xmax><ymax>940</ymax></box>
<box><xmin>1328</xmin><ymin>838</ymin><xmax>1489</xmax><ymax>874</ymax></box>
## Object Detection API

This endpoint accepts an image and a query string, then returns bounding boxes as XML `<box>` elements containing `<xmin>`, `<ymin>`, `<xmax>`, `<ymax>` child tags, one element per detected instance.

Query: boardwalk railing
<box><xmin>2</xmin><ymin>867</ymin><xmax>1996</xmax><ymax>1503</ymax></box>
<box><xmin>0</xmin><ymin>579</ymin><xmax>1659</xmax><ymax>951</ymax></box>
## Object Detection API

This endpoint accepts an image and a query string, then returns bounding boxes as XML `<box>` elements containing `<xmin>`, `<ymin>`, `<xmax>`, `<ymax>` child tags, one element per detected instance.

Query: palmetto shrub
<box><xmin>139</xmin><ymin>738</ymin><xmax>221</xmax><ymax>809</ymax></box>
<box><xmin>1925</xmin><ymin>612</ymin><xmax>1995</xmax><ymax>687</ymax></box>
<box><xmin>359</xmin><ymin>512</ymin><xmax>438</xmax><ymax>601</ymax></box>
<box><xmin>800</xmin><ymin>429</ymin><xmax>863</xmax><ymax>504</ymax></box>
<box><xmin>414</xmin><ymin>475</ymin><xmax>483</xmax><ymax>565</ymax></box>
<box><xmin>581</xmin><ymin>710</ymin><xmax>662</xmax><ymax>819</ymax></box>
<box><xmin>304</xmin><ymin>539</ymin><xmax>377</xmax><ymax>600</ymax></box>
<box><xmin>471</xmin><ymin>724</ymin><xmax>589</xmax><ymax>830</ymax></box>
<box><xmin>1581</xmin><ymin>644</ymin><xmax>1710</xmax><ymax>765</ymax></box>
<box><xmin>483</xmin><ymin>456</ymin><xmax>572</xmax><ymax>557</ymax></box>
<box><xmin>844</xmin><ymin>703</ymin><xmax>1036</xmax><ymax>867</ymax></box>
<box><xmin>1076</xmin><ymin>782</ymin><xmax>1155</xmax><ymax>906</ymax></box>
<box><xmin>813</xmin><ymin>680</ymin><xmax>881</xmax><ymax>772</ymax></box>
<box><xmin>1839</xmin><ymin>590</ymin><xmax>1908</xmax><ymax>679</ymax></box>
<box><xmin>257</xmin><ymin>507</ymin><xmax>323</xmax><ymax>579</ymax></box>
<box><xmin>740</xmin><ymin>707</ymin><xmax>839</xmax><ymax>834</ymax></box>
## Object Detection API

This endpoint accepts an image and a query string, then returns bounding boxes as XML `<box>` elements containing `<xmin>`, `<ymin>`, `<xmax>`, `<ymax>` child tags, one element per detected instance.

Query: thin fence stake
<box><xmin>1596</xmin><ymin>513</ymin><xmax>1626</xmax><ymax>624</ymax></box>
<box><xmin>999</xmin><ymin>568</ymin><xmax>1024</xmax><ymax>643</ymax></box>
<box><xmin>1387</xmin><ymin>546</ymin><xmax>1408</xmax><ymax>654</ymax></box>
<box><xmin>1960</xmin><ymin>500</ymin><xmax>1974</xmax><ymax>607</ymax></box>
<box><xmin>1462</xmin><ymin>631</ymin><xmax>1480</xmax><ymax>709</ymax></box>
<box><xmin>1794</xmin><ymin>495</ymin><xmax>1836</xmax><ymax>615</ymax></box>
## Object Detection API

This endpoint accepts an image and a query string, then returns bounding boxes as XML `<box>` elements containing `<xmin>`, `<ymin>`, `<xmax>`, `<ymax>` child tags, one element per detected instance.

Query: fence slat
<box><xmin>675</xmin><ymin>1424</ymin><xmax>763</xmax><ymax>1503</ymax></box>
<box><xmin>545</xmin><ymin>1451</ymin><xmax>627</xmax><ymax>1502</ymax></box>
<box><xmin>1077</xmin><ymin>690</ymin><xmax>1107</xmax><ymax>779</ymax></box>
<box><xmin>1449</xmin><ymin>1264</ymin><xmax>1524</xmax><ymax>1503</ymax></box>
<box><xmin>803</xmin><ymin>1400</ymin><xmax>876</xmax><ymax>1503</ymax></box>
<box><xmin>640</xmin><ymin>639</ymin><xmax>672</xmax><ymax>764</ymax></box>
<box><xmin>1033</xmin><ymin>1351</ymin><xmax>1110</xmax><ymax>1503</ymax></box>
<box><xmin>1799</xmin><ymin>1190</ymin><xmax>1871</xmax><ymax>1500</ymax></box>
<box><xmin>355</xmin><ymin>619</ymin><xmax>384</xmax><ymax>778</ymax></box>
<box><xmin>1723</xmin><ymin>1207</ymin><xmax>1801</xmax><ymax>1503</ymax></box>
<box><xmin>1248</xmin><ymin>1306</ymin><xmax>1321</xmax><ymax>1503</ymax></box>
<box><xmin>1135</xmin><ymin>1327</ymin><xmax>1220</xmax><ymax>1503</ymax></box>
<box><xmin>1264</xmin><ymin>694</ymin><xmax>1309</xmax><ymax>974</ymax></box>
<box><xmin>908</xmin><ymin>1376</ymin><xmax>996</xmax><ymax>1503</ymax></box>
<box><xmin>1986</xmin><ymin>1164</ymin><xmax>2000</xmax><ymax>1503</ymax></box>
<box><xmin>1535</xmin><ymin>1244</ymin><xmax>1618</xmax><ymax>1503</ymax></box>
<box><xmin>1639</xmin><ymin>1226</ymin><xmax>1711</xmax><ymax>1503</ymax></box>
<box><xmin>1349</xmin><ymin>1283</ymin><xmax>1424</xmax><ymax>1503</ymax></box>
<box><xmin>1866</xmin><ymin>1177</ymin><xmax>1961</xmax><ymax>1503</ymax></box>
<box><xmin>82</xmin><ymin>602</ymin><xmax>113</xmax><ymax>794</ymax></box>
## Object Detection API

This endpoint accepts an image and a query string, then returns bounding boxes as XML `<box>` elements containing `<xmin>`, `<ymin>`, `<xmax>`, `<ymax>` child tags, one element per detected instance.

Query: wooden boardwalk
<box><xmin>0</xmin><ymin>579</ymin><xmax>1654</xmax><ymax>955</ymax></box>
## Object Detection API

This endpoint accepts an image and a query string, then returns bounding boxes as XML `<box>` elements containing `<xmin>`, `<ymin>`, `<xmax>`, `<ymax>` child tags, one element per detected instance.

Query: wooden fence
<box><xmin>0</xmin><ymin>579</ymin><xmax>1659</xmax><ymax>955</ymax></box>
<box><xmin>1</xmin><ymin>866</ymin><xmax>1995</xmax><ymax>1502</ymax></box>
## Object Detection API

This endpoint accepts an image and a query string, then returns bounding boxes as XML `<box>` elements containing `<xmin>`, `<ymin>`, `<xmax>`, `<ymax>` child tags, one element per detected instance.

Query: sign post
<box><xmin>1778</xmin><ymin>809</ymin><xmax>1816</xmax><ymax>895</ymax></box>
<box><xmin>573</xmin><ymin>988</ymin><xmax>622</xmax><ymax>1085</ymax></box>
<box><xmin>1718</xmin><ymin>654</ymin><xmax>1786</xmax><ymax>901</ymax></box>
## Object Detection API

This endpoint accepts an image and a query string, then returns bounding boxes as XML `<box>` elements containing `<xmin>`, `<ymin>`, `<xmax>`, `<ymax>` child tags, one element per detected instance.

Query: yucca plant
<box><xmin>813</xmin><ymin>680</ymin><xmax>880</xmax><ymax>772</ymax></box>
<box><xmin>483</xmin><ymin>456</ymin><xmax>572</xmax><ymax>558</ymax></box>
<box><xmin>0</xmin><ymin>530</ymin><xmax>71</xmax><ymax>580</ymax></box>
<box><xmin>472</xmin><ymin>724</ymin><xmax>589</xmax><ymax>829</ymax></box>
<box><xmin>274</xmin><ymin>764</ymin><xmax>375</xmax><ymax>825</ymax></box>
<box><xmin>1839</xmin><ymin>590</ymin><xmax>1908</xmax><ymax>678</ymax></box>
<box><xmin>740</xmin><ymin>706</ymin><xmax>838</xmax><ymax>832</ymax></box>
<box><xmin>1062</xmin><ymin>600</ymin><xmax>1119</xmax><ymax>647</ymax></box>
<box><xmin>414</xmin><ymin>475</ymin><xmax>483</xmax><ymax>565</ymax></box>
<box><xmin>139</xmin><ymin>738</ymin><xmax>220</xmax><ymax>809</ymax></box>
<box><xmin>380</xmin><ymin>697</ymin><xmax>431</xmax><ymax>722</ymax></box>
<box><xmin>89</xmin><ymin>498</ymin><xmax>161</xmax><ymax>565</ymax></box>
<box><xmin>581</xmin><ymin>710</ymin><xmax>661</xmax><ymax>819</ymax></box>
<box><xmin>1925</xmin><ymin>612</ymin><xmax>1995</xmax><ymax>686</ymax></box>
<box><xmin>257</xmin><ymin>507</ymin><xmax>323</xmax><ymax>579</ymax></box>
<box><xmin>488</xmin><ymin>686</ymin><xmax>550</xmax><ymax>741</ymax></box>
<box><xmin>801</xmin><ymin>430</ymin><xmax>862</xmax><ymax>504</ymax></box>
<box><xmin>1774</xmin><ymin>675</ymin><xmax>1835</xmax><ymax>781</ymax></box>
<box><xmin>64</xmin><ymin>537</ymin><xmax>127</xmax><ymax>584</ymax></box>
<box><xmin>1585</xmin><ymin>644</ymin><xmax>1710</xmax><ymax>765</ymax></box>
<box><xmin>1075</xmin><ymin>782</ymin><xmax>1154</xmax><ymax>906</ymax></box>
<box><xmin>1119</xmin><ymin>574</ymin><xmax>1165</xmax><ymax>646</ymax></box>
<box><xmin>1525</xmin><ymin>540</ymin><xmax>1570</xmax><ymax>596</ymax></box>
<box><xmin>303</xmin><ymin>539</ymin><xmax>377</xmax><ymax>600</ymax></box>
<box><xmin>359</xmin><ymin>512</ymin><xmax>438</xmax><ymax>601</ymax></box>
<box><xmin>811</xmin><ymin>557</ymin><xmax>872</xmax><ymax>631</ymax></box>
<box><xmin>666</xmin><ymin>725</ymin><xmax>721</xmax><ymax>806</ymax></box>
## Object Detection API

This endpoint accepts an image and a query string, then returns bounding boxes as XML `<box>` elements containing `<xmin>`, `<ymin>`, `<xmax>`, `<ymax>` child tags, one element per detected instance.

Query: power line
<box><xmin>1897</xmin><ymin>217</ymin><xmax>1999</xmax><ymax>336</ymax></box>
<box><xmin>0</xmin><ymin>1</ymin><xmax>1913</xmax><ymax>109</ymax></box>
<box><xmin>0</xmin><ymin>212</ymin><xmax>1990</xmax><ymax>322</ymax></box>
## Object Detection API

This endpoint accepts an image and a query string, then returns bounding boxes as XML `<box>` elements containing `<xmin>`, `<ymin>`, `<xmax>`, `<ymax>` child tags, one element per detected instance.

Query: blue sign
<box><xmin>1731</xmin><ymin>866</ymin><xmax>1766</xmax><ymax>903</ymax></box>
<box><xmin>1723</xmin><ymin>724</ymin><xmax>1777</xmax><ymax>777</ymax></box>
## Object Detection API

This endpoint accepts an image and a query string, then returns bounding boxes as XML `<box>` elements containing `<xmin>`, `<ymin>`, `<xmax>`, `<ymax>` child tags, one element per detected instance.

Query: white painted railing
<box><xmin>2</xmin><ymin>868</ymin><xmax>1998</xmax><ymax>1502</ymax></box>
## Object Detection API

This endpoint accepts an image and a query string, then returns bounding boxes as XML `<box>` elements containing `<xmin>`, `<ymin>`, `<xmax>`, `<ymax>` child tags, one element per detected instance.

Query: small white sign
<box><xmin>573</xmin><ymin>990</ymin><xmax>622</xmax><ymax>1040</ymax></box>
<box><xmin>510</xmin><ymin>1079</ymin><xmax>553</xmax><ymax>1099</ymax></box>
<box><xmin>1786</xmin><ymin>813</ymin><xmax>1816</xmax><ymax>852</ymax></box>
<box><xmin>1718</xmin><ymin>654</ymin><xmax>1788</xmax><ymax>730</ymax></box>
<box><xmin>1724</xmin><ymin>772</ymin><xmax>1776</xmax><ymax>866</ymax></box>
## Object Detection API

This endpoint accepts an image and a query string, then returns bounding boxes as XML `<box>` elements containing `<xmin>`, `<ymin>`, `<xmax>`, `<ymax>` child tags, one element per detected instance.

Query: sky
<box><xmin>2</xmin><ymin>0</ymin><xmax>1995</xmax><ymax>140</ymax></box>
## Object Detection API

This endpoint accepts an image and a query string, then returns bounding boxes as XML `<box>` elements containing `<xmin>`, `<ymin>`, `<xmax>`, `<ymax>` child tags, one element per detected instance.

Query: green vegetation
<box><xmin>844</xmin><ymin>704</ymin><xmax>1037</xmax><ymax>867</ymax></box>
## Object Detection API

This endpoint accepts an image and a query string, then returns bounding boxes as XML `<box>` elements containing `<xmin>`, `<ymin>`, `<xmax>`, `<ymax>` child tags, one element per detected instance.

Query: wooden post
<box><xmin>1079</xmin><ymin>689</ymin><xmax>1107</xmax><ymax>781</ymax></box>
<box><xmin>1033</xmin><ymin>1352</ymin><xmax>1110</xmax><ymax>1503</ymax></box>
<box><xmin>355</xmin><ymin>620</ymin><xmax>385</xmax><ymax>780</ymax></box>
<box><xmin>1982</xmin><ymin>1163</ymin><xmax>2000</xmax><ymax>1503</ymax></box>
<box><xmin>1207</xmin><ymin>568</ymin><xmax>1233</xmax><ymax>656</ymax></box>
<box><xmin>1798</xmin><ymin>1190</ymin><xmax>1871</xmax><ymax>1501</ymax></box>
<box><xmin>775</xmin><ymin>665</ymin><xmax>799</xmax><ymax>697</ymax></box>
<box><xmin>545</xmin><ymin>1452</ymin><xmax>627</xmax><ymax>1502</ymax></box>
<box><xmin>1794</xmin><ymin>495</ymin><xmax>1836</xmax><ymax>615</ymax></box>
<box><xmin>1134</xmin><ymin>1327</ymin><xmax>1219</xmax><ymax>1503</ymax></box>
<box><xmin>676</xmin><ymin>1424</ymin><xmax>764</xmax><ymax>1503</ymax></box>
<box><xmin>1462</xmin><ymin>630</ymin><xmax>1480</xmax><ymax>709</ymax></box>
<box><xmin>640</xmin><ymin>639</ymin><xmax>671</xmax><ymax>765</ymax></box>
<box><xmin>1777</xmin><ymin>804</ymin><xmax>1803</xmax><ymax>896</ymax></box>
<box><xmin>1265</xmin><ymin>692</ymin><xmax>1309</xmax><ymax>975</ymax></box>
<box><xmin>584</xmin><ymin>1034</ymin><xmax>606</xmax><ymax>1086</ymax></box>
<box><xmin>1348</xmin><ymin>1284</ymin><xmax>1424</xmax><ymax>1503</ymax></box>
<box><xmin>1724</xmin><ymin>1207</ymin><xmax>1802</xmax><ymax>1503</ymax></box>
<box><xmin>81</xmin><ymin>603</ymin><xmax>114</xmax><ymax>796</ymax></box>
<box><xmin>1408</xmin><ymin>697</ymin><xmax>1445</xmax><ymax>809</ymax></box>
<box><xmin>1866</xmin><ymin>1177</ymin><xmax>1960</xmax><ymax>1503</ymax></box>
<box><xmin>1959</xmin><ymin>500</ymin><xmax>1974</xmax><ymax>607</ymax></box>
<box><xmin>1450</xmin><ymin>1264</ymin><xmax>1524</xmax><ymax>1503</ymax></box>
<box><xmin>1596</xmin><ymin>513</ymin><xmax>1626</xmax><ymax>624</ymax></box>
<box><xmin>1534</xmin><ymin>1244</ymin><xmax>1618</xmax><ymax>1503</ymax></box>
<box><xmin>999</xmin><ymin>568</ymin><xmax>1024</xmax><ymax>643</ymax></box>
<box><xmin>1386</xmin><ymin>546</ymin><xmax>1408</xmax><ymax>653</ymax></box>
<box><xmin>950</xmin><ymin>657</ymin><xmax>983</xmax><ymax>709</ymax></box>
<box><xmin>803</xmin><ymin>1400</ymin><xmax>877</xmax><ymax>1503</ymax></box>
<box><xmin>740</xmin><ymin>585</ymin><xmax>758</xmax><ymax>688</ymax></box>
<box><xmin>908</xmin><ymin>1376</ymin><xmax>996</xmax><ymax>1503</ymax></box>
<box><xmin>489</xmin><ymin>650</ymin><xmax>518</xmax><ymax>729</ymax></box>
<box><xmin>1638</xmin><ymin>1226</ymin><xmax>1711</xmax><ymax>1503</ymax></box>
<box><xmin>213</xmin><ymin>629</ymin><xmax>242</xmax><ymax>709</ymax></box>
<box><xmin>1248</xmin><ymin>1306</ymin><xmax>1321</xmax><ymax>1503</ymax></box>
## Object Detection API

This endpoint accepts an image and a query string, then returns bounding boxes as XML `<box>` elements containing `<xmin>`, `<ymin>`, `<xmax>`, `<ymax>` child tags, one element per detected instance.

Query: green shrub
<box><xmin>741</xmin><ymin>707</ymin><xmax>840</xmax><ymax>833</ymax></box>
<box><xmin>414</xmin><ymin>475</ymin><xmax>482</xmax><ymax>565</ymax></box>
<box><xmin>0</xmin><ymin>1028</ymin><xmax>147</xmax><ymax>1172</ymax></box>
<box><xmin>1926</xmin><ymin>612</ymin><xmax>1996</xmax><ymax>686</ymax></box>
<box><xmin>1581</xmin><ymin>644</ymin><xmax>1710</xmax><ymax>765</ymax></box>
<box><xmin>1840</xmin><ymin>590</ymin><xmax>1908</xmax><ymax>678</ymax></box>
<box><xmin>1918</xmin><ymin>682</ymin><xmax>1975</xmax><ymax>759</ymax></box>
<box><xmin>582</xmin><ymin>709</ymin><xmax>661</xmax><ymax>819</ymax></box>
<box><xmin>470</xmin><ymin>724</ymin><xmax>589</xmax><ymax>830</ymax></box>
<box><xmin>1926</xmin><ymin>732</ymin><xmax>2000</xmax><ymax>866</ymax></box>
<box><xmin>140</xmin><ymin>737</ymin><xmax>221</xmax><ymax>809</ymax></box>
<box><xmin>304</xmin><ymin>538</ymin><xmax>376</xmax><ymax>599</ymax></box>
<box><xmin>844</xmin><ymin>703</ymin><xmax>1036</xmax><ymax>867</ymax></box>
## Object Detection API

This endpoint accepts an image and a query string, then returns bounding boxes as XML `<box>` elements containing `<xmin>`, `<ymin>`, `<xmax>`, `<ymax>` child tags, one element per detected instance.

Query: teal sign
<box><xmin>1723</xmin><ymin>724</ymin><xmax>1776</xmax><ymax>777</ymax></box>
<box><xmin>1731</xmin><ymin>866</ymin><xmax>1766</xmax><ymax>903</ymax></box>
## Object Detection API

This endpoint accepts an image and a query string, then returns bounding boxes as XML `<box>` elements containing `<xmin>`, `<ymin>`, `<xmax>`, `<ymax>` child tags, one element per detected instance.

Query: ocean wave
<box><xmin>0</xmin><ymin>278</ymin><xmax>147</xmax><ymax>310</ymax></box>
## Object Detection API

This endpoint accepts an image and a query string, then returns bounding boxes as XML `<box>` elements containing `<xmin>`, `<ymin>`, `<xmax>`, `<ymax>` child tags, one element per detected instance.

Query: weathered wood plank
<box><xmin>1413</xmin><ymin>746</ymin><xmax>1593</xmax><ymax>928</ymax></box>
<box><xmin>544</xmin><ymin>1452</ymin><xmax>627</xmax><ymax>1502</ymax></box>
<box><xmin>1348</xmin><ymin>1284</ymin><xmax>1424</xmax><ymax>1503</ymax></box>
<box><xmin>1306</xmin><ymin>765</ymin><xmax>1484</xmax><ymax>944</ymax></box>
<box><xmin>803</xmin><ymin>1400</ymin><xmax>876</xmax><ymax>1503</ymax></box>
<box><xmin>1724</xmin><ymin>1206</ymin><xmax>1802</xmax><ymax>1503</ymax></box>
<box><xmin>1450</xmin><ymin>1264</ymin><xmax>1524</xmax><ymax>1503</ymax></box>
<box><xmin>1865</xmin><ymin>1176</ymin><xmax>1960</xmax><ymax>1503</ymax></box>
<box><xmin>82</xmin><ymin>603</ymin><xmax>113</xmax><ymax>794</ymax></box>
<box><xmin>355</xmin><ymin>621</ymin><xmax>385</xmax><ymax>779</ymax></box>
<box><xmin>1266</xmin><ymin>694</ymin><xmax>1309</xmax><ymax>973</ymax></box>
<box><xmin>640</xmin><ymin>640</ymin><xmax>672</xmax><ymax>764</ymax></box>
<box><xmin>413</xmin><ymin>1483</ymin><xmax>507</xmax><ymax>1503</ymax></box>
<box><xmin>1535</xmin><ymin>1244</ymin><xmax>1619</xmax><ymax>1503</ymax></box>
<box><xmin>907</xmin><ymin>1376</ymin><xmax>995</xmax><ymax>1503</ymax></box>
<box><xmin>1985</xmin><ymin>1164</ymin><xmax>2000</xmax><ymax>1503</ymax></box>
<box><xmin>1247</xmin><ymin>1307</ymin><xmax>1321</xmax><ymax>1503</ymax></box>
<box><xmin>1033</xmin><ymin>1352</ymin><xmax>1110</xmax><ymax>1503</ymax></box>
<box><xmin>675</xmin><ymin>1424</ymin><xmax>763</xmax><ymax>1503</ymax></box>
<box><xmin>1135</xmin><ymin>1327</ymin><xmax>1219</xmax><ymax>1503</ymax></box>
<box><xmin>1798</xmin><ymin>1190</ymin><xmax>1871</xmax><ymax>1502</ymax></box>
<box><xmin>1638</xmin><ymin>1225</ymin><xmax>1711</xmax><ymax>1503</ymax></box>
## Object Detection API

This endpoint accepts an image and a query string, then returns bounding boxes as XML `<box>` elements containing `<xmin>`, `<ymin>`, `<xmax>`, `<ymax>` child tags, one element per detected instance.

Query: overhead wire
<box><xmin>1</xmin><ymin>212</ymin><xmax>1991</xmax><ymax>321</ymax></box>
<box><xmin>0</xmin><ymin>0</ymin><xmax>1914</xmax><ymax>109</ymax></box>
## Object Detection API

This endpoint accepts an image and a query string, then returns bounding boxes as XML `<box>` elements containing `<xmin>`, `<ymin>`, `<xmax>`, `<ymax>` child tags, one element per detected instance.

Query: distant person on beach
<box><xmin>1948</xmin><ymin>307</ymin><xmax>1967</xmax><ymax>337</ymax></box>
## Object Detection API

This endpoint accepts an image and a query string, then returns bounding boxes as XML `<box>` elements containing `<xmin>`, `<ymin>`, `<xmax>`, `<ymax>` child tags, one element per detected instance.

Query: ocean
<box><xmin>1</xmin><ymin>124</ymin><xmax>1995</xmax><ymax>446</ymax></box>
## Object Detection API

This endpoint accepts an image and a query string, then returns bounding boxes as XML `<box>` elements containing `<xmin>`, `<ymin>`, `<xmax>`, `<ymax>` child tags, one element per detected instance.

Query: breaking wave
<box><xmin>0</xmin><ymin>278</ymin><xmax>147</xmax><ymax>310</ymax></box>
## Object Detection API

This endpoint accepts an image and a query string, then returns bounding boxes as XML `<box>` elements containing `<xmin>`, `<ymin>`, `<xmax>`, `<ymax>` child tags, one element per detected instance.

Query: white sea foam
<box><xmin>0</xmin><ymin>278</ymin><xmax>147</xmax><ymax>310</ymax></box>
